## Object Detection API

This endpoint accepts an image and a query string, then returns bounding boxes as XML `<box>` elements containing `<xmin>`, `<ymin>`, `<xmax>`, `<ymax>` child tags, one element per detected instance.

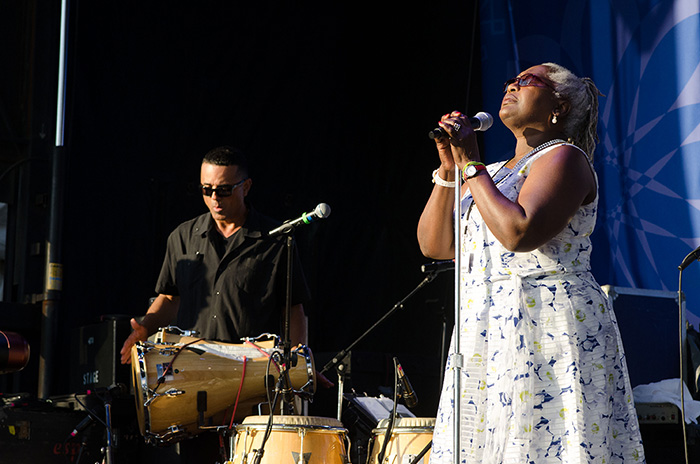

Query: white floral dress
<box><xmin>431</xmin><ymin>144</ymin><xmax>645</xmax><ymax>464</ymax></box>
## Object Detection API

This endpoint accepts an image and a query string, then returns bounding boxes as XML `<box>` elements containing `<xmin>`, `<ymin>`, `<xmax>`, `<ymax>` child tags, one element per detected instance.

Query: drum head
<box><xmin>240</xmin><ymin>415</ymin><xmax>344</xmax><ymax>429</ymax></box>
<box><xmin>375</xmin><ymin>417</ymin><xmax>435</xmax><ymax>430</ymax></box>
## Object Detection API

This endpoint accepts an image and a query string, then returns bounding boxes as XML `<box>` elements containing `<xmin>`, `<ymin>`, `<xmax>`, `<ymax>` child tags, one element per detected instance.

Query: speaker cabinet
<box><xmin>69</xmin><ymin>316</ymin><xmax>132</xmax><ymax>393</ymax></box>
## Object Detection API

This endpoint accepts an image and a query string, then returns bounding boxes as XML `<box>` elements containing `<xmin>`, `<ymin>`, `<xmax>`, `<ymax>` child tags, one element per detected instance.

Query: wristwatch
<box><xmin>463</xmin><ymin>162</ymin><xmax>486</xmax><ymax>179</ymax></box>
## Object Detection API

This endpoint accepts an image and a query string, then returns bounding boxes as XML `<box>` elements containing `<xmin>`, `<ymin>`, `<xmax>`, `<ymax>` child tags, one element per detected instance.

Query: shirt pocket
<box><xmin>234</xmin><ymin>257</ymin><xmax>275</xmax><ymax>296</ymax></box>
<box><xmin>175</xmin><ymin>252</ymin><xmax>206</xmax><ymax>293</ymax></box>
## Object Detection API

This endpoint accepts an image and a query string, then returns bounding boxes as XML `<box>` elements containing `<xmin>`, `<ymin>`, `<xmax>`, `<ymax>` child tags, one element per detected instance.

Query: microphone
<box><xmin>394</xmin><ymin>358</ymin><xmax>418</xmax><ymax>408</ymax></box>
<box><xmin>267</xmin><ymin>203</ymin><xmax>331</xmax><ymax>238</ymax></box>
<box><xmin>428</xmin><ymin>112</ymin><xmax>493</xmax><ymax>140</ymax></box>
<box><xmin>70</xmin><ymin>414</ymin><xmax>95</xmax><ymax>437</ymax></box>
<box><xmin>679</xmin><ymin>245</ymin><xmax>700</xmax><ymax>271</ymax></box>
<box><xmin>421</xmin><ymin>259</ymin><xmax>455</xmax><ymax>274</ymax></box>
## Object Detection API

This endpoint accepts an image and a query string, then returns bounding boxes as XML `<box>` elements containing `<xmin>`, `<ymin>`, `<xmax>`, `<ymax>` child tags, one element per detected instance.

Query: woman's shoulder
<box><xmin>532</xmin><ymin>142</ymin><xmax>589</xmax><ymax>162</ymax></box>
<box><xmin>525</xmin><ymin>142</ymin><xmax>592</xmax><ymax>173</ymax></box>
<box><xmin>528</xmin><ymin>142</ymin><xmax>598</xmax><ymax>203</ymax></box>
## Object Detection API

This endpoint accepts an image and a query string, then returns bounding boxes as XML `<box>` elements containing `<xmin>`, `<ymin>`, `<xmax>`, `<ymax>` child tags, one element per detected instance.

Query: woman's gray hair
<box><xmin>542</xmin><ymin>62</ymin><xmax>603</xmax><ymax>160</ymax></box>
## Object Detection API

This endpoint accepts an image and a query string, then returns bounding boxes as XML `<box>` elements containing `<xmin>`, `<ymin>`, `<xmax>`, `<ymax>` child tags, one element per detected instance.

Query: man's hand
<box><xmin>119</xmin><ymin>318</ymin><xmax>149</xmax><ymax>364</ymax></box>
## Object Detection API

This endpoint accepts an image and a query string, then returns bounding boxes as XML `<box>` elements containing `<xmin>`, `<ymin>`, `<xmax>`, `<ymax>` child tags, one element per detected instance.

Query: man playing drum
<box><xmin>120</xmin><ymin>146</ymin><xmax>312</xmax><ymax>463</ymax></box>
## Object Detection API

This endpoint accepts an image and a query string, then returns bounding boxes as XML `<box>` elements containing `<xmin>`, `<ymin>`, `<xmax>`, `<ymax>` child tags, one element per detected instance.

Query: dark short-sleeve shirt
<box><xmin>155</xmin><ymin>208</ymin><xmax>311</xmax><ymax>342</ymax></box>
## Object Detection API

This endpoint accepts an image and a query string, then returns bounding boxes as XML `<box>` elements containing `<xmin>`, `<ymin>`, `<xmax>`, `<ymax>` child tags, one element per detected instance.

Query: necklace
<box><xmin>462</xmin><ymin>138</ymin><xmax>568</xmax><ymax>225</ymax></box>
<box><xmin>510</xmin><ymin>138</ymin><xmax>567</xmax><ymax>172</ymax></box>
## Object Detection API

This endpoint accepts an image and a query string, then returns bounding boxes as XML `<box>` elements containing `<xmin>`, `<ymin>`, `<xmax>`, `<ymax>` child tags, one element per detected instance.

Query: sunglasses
<box><xmin>503</xmin><ymin>73</ymin><xmax>556</xmax><ymax>93</ymax></box>
<box><xmin>200</xmin><ymin>178</ymin><xmax>247</xmax><ymax>197</ymax></box>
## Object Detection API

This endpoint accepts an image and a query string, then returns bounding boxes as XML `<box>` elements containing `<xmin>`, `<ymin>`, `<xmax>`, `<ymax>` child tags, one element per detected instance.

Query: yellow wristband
<box><xmin>462</xmin><ymin>162</ymin><xmax>486</xmax><ymax>180</ymax></box>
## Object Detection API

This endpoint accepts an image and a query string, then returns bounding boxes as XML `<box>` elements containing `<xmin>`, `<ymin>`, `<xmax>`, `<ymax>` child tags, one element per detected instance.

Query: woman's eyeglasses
<box><xmin>503</xmin><ymin>73</ymin><xmax>556</xmax><ymax>93</ymax></box>
<box><xmin>200</xmin><ymin>178</ymin><xmax>247</xmax><ymax>197</ymax></box>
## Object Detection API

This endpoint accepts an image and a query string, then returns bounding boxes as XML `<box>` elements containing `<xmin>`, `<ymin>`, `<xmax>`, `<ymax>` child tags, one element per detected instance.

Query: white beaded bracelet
<box><xmin>432</xmin><ymin>169</ymin><xmax>456</xmax><ymax>188</ymax></box>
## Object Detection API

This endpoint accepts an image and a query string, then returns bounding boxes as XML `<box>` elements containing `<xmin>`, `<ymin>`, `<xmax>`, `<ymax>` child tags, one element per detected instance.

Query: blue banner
<box><xmin>480</xmin><ymin>0</ymin><xmax>700</xmax><ymax>325</ymax></box>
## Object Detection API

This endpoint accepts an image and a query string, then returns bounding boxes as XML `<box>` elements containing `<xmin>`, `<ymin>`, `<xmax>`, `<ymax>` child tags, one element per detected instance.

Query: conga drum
<box><xmin>0</xmin><ymin>331</ymin><xmax>30</xmax><ymax>374</ymax></box>
<box><xmin>368</xmin><ymin>417</ymin><xmax>434</xmax><ymax>464</ymax></box>
<box><xmin>230</xmin><ymin>415</ymin><xmax>350</xmax><ymax>464</ymax></box>
<box><xmin>131</xmin><ymin>329</ymin><xmax>316</xmax><ymax>445</ymax></box>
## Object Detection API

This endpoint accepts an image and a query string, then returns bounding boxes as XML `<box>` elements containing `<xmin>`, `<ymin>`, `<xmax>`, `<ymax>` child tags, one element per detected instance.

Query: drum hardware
<box><xmin>242</xmin><ymin>333</ymin><xmax>280</xmax><ymax>344</ymax></box>
<box><xmin>151</xmin><ymin>346</ymin><xmax>178</xmax><ymax>356</ymax></box>
<box><xmin>167</xmin><ymin>425</ymin><xmax>183</xmax><ymax>434</ymax></box>
<box><xmin>319</xmin><ymin>272</ymin><xmax>440</xmax><ymax>420</ymax></box>
<box><xmin>156</xmin><ymin>325</ymin><xmax>200</xmax><ymax>339</ymax></box>
<box><xmin>143</xmin><ymin>387</ymin><xmax>185</xmax><ymax>407</ymax></box>
<box><xmin>197</xmin><ymin>390</ymin><xmax>208</xmax><ymax>428</ymax></box>
<box><xmin>131</xmin><ymin>328</ymin><xmax>317</xmax><ymax>445</ymax></box>
<box><xmin>157</xmin><ymin>424</ymin><xmax>187</xmax><ymax>444</ymax></box>
<box><xmin>190</xmin><ymin>390</ymin><xmax>236</xmax><ymax>436</ymax></box>
<box><xmin>142</xmin><ymin>336</ymin><xmax>205</xmax><ymax>409</ymax></box>
<box><xmin>141</xmin><ymin>337</ymin><xmax>203</xmax><ymax>408</ymax></box>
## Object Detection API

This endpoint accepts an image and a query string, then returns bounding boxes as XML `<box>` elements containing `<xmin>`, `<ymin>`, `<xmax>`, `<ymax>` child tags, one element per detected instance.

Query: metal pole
<box><xmin>452</xmin><ymin>164</ymin><xmax>463</xmax><ymax>463</ymax></box>
<box><xmin>38</xmin><ymin>0</ymin><xmax>69</xmax><ymax>398</ymax></box>
<box><xmin>55</xmin><ymin>0</ymin><xmax>69</xmax><ymax>148</ymax></box>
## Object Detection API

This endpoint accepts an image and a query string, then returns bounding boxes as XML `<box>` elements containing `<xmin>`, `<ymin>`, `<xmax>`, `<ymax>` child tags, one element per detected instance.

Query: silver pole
<box><xmin>38</xmin><ymin>0</ymin><xmax>69</xmax><ymax>398</ymax></box>
<box><xmin>452</xmin><ymin>164</ymin><xmax>463</xmax><ymax>463</ymax></box>
<box><xmin>336</xmin><ymin>373</ymin><xmax>344</xmax><ymax>420</ymax></box>
<box><xmin>55</xmin><ymin>0</ymin><xmax>68</xmax><ymax>147</ymax></box>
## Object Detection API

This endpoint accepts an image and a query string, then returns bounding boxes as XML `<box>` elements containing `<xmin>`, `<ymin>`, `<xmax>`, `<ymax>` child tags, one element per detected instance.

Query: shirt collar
<box><xmin>195</xmin><ymin>207</ymin><xmax>264</xmax><ymax>239</ymax></box>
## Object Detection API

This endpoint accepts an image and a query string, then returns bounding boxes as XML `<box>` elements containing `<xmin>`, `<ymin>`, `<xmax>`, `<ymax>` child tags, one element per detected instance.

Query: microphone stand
<box><xmin>269</xmin><ymin>205</ymin><xmax>331</xmax><ymax>415</ymax></box>
<box><xmin>376</xmin><ymin>357</ymin><xmax>401</xmax><ymax>463</ymax></box>
<box><xmin>103</xmin><ymin>398</ymin><xmax>115</xmax><ymax>464</ymax></box>
<box><xmin>95</xmin><ymin>386</ymin><xmax>123</xmax><ymax>464</ymax></box>
<box><xmin>320</xmin><ymin>271</ymin><xmax>441</xmax><ymax>419</ymax></box>
<box><xmin>280</xmin><ymin>234</ymin><xmax>296</xmax><ymax>414</ymax></box>
<box><xmin>452</xmin><ymin>163</ymin><xmax>463</xmax><ymax>464</ymax></box>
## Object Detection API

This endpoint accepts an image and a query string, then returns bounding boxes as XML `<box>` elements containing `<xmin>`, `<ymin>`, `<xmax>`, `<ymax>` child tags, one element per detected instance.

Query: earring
<box><xmin>552</xmin><ymin>113</ymin><xmax>558</xmax><ymax>124</ymax></box>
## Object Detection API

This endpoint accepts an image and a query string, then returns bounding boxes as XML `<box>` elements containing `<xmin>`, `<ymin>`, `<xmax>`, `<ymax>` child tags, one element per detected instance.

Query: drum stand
<box><xmin>320</xmin><ymin>270</ymin><xmax>442</xmax><ymax>420</ymax></box>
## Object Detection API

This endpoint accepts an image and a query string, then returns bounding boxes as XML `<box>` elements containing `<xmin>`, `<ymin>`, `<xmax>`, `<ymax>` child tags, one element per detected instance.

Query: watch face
<box><xmin>466</xmin><ymin>164</ymin><xmax>485</xmax><ymax>178</ymax></box>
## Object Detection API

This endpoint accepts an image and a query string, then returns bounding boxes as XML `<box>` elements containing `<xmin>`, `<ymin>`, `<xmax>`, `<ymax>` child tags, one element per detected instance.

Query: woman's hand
<box><xmin>436</xmin><ymin>111</ymin><xmax>481</xmax><ymax>168</ymax></box>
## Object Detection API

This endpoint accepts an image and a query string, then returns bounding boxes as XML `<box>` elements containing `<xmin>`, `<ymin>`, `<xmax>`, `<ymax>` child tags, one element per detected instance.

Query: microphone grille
<box><xmin>315</xmin><ymin>203</ymin><xmax>331</xmax><ymax>218</ymax></box>
<box><xmin>474</xmin><ymin>112</ymin><xmax>493</xmax><ymax>131</ymax></box>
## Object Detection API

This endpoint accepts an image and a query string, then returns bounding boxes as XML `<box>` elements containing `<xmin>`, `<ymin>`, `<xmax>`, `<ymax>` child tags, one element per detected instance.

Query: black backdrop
<box><xmin>55</xmin><ymin>2</ymin><xmax>483</xmax><ymax>418</ymax></box>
